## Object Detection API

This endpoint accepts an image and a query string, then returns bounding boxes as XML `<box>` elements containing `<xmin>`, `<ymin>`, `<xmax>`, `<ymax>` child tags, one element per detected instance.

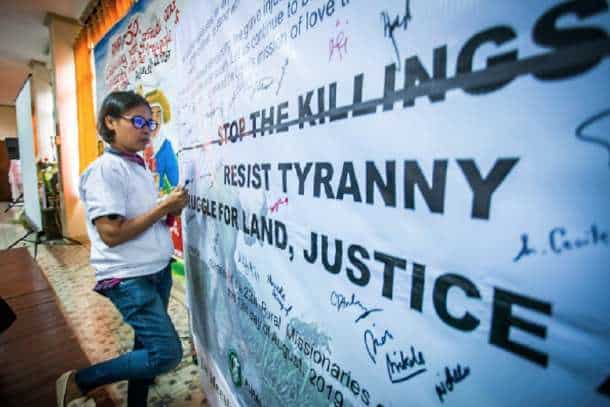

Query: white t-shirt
<box><xmin>79</xmin><ymin>152</ymin><xmax>174</xmax><ymax>281</ymax></box>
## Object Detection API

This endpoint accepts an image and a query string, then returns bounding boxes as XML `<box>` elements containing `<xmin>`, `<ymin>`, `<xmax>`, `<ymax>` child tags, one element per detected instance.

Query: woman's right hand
<box><xmin>161</xmin><ymin>186</ymin><xmax>188</xmax><ymax>215</ymax></box>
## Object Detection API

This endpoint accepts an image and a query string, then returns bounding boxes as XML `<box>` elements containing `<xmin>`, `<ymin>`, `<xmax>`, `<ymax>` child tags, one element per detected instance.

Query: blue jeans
<box><xmin>75</xmin><ymin>264</ymin><xmax>183</xmax><ymax>406</ymax></box>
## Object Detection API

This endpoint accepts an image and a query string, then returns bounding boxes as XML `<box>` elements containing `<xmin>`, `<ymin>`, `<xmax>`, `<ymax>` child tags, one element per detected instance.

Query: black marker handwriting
<box><xmin>205</xmin><ymin>105</ymin><xmax>224</xmax><ymax>119</ymax></box>
<box><xmin>251</xmin><ymin>76</ymin><xmax>274</xmax><ymax>97</ymax></box>
<box><xmin>229</xmin><ymin>81</ymin><xmax>246</xmax><ymax>109</ymax></box>
<box><xmin>386</xmin><ymin>346</ymin><xmax>426</xmax><ymax>384</ymax></box>
<box><xmin>435</xmin><ymin>363</ymin><xmax>470</xmax><ymax>403</ymax></box>
<box><xmin>381</xmin><ymin>0</ymin><xmax>411</xmax><ymax>69</ymax></box>
<box><xmin>268</xmin><ymin>274</ymin><xmax>293</xmax><ymax>316</ymax></box>
<box><xmin>276</xmin><ymin>58</ymin><xmax>289</xmax><ymax>95</ymax></box>
<box><xmin>576</xmin><ymin>108</ymin><xmax>610</xmax><ymax>166</ymax></box>
<box><xmin>513</xmin><ymin>233</ymin><xmax>536</xmax><ymax>262</ymax></box>
<box><xmin>514</xmin><ymin>224</ymin><xmax>608</xmax><ymax>262</ymax></box>
<box><xmin>330</xmin><ymin>291</ymin><xmax>383</xmax><ymax>323</ymax></box>
<box><xmin>364</xmin><ymin>327</ymin><xmax>393</xmax><ymax>364</ymax></box>
<box><xmin>237</xmin><ymin>252</ymin><xmax>260</xmax><ymax>282</ymax></box>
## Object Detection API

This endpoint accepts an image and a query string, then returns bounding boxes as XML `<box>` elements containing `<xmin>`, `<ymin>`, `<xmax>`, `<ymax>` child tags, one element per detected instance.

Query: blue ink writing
<box><xmin>386</xmin><ymin>346</ymin><xmax>426</xmax><ymax>383</ymax></box>
<box><xmin>364</xmin><ymin>327</ymin><xmax>393</xmax><ymax>364</ymax></box>
<box><xmin>435</xmin><ymin>363</ymin><xmax>470</xmax><ymax>403</ymax></box>
<box><xmin>381</xmin><ymin>0</ymin><xmax>411</xmax><ymax>69</ymax></box>
<box><xmin>275</xmin><ymin>58</ymin><xmax>289</xmax><ymax>95</ymax></box>
<box><xmin>330</xmin><ymin>291</ymin><xmax>383</xmax><ymax>323</ymax></box>
<box><xmin>575</xmin><ymin>108</ymin><xmax>610</xmax><ymax>166</ymax></box>
<box><xmin>268</xmin><ymin>274</ymin><xmax>293</xmax><ymax>316</ymax></box>
<box><xmin>514</xmin><ymin>224</ymin><xmax>608</xmax><ymax>262</ymax></box>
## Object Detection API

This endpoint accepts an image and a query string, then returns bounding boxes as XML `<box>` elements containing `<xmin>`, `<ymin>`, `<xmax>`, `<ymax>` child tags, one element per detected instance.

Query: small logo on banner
<box><xmin>228</xmin><ymin>349</ymin><xmax>242</xmax><ymax>387</ymax></box>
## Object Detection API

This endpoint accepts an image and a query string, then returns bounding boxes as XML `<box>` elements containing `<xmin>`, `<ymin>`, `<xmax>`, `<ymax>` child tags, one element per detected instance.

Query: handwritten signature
<box><xmin>229</xmin><ymin>81</ymin><xmax>246</xmax><ymax>109</ymax></box>
<box><xmin>575</xmin><ymin>108</ymin><xmax>610</xmax><ymax>166</ymax></box>
<box><xmin>276</xmin><ymin>58</ymin><xmax>289</xmax><ymax>95</ymax></box>
<box><xmin>381</xmin><ymin>0</ymin><xmax>411</xmax><ymax>69</ymax></box>
<box><xmin>364</xmin><ymin>326</ymin><xmax>393</xmax><ymax>364</ymax></box>
<box><xmin>205</xmin><ymin>105</ymin><xmax>224</xmax><ymax>119</ymax></box>
<box><xmin>267</xmin><ymin>274</ymin><xmax>293</xmax><ymax>316</ymax></box>
<box><xmin>330</xmin><ymin>291</ymin><xmax>382</xmax><ymax>323</ymax></box>
<box><xmin>251</xmin><ymin>76</ymin><xmax>274</xmax><ymax>98</ymax></box>
<box><xmin>435</xmin><ymin>363</ymin><xmax>470</xmax><ymax>403</ymax></box>
<box><xmin>237</xmin><ymin>252</ymin><xmax>260</xmax><ymax>282</ymax></box>
<box><xmin>270</xmin><ymin>197</ymin><xmax>288</xmax><ymax>213</ymax></box>
<box><xmin>385</xmin><ymin>346</ymin><xmax>426</xmax><ymax>384</ymax></box>
<box><xmin>513</xmin><ymin>224</ymin><xmax>608</xmax><ymax>262</ymax></box>
<box><xmin>329</xmin><ymin>20</ymin><xmax>348</xmax><ymax>62</ymax></box>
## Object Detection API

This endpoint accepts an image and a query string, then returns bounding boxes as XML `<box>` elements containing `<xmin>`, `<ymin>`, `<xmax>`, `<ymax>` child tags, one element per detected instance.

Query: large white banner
<box><xmin>16</xmin><ymin>78</ymin><xmax>42</xmax><ymax>232</ymax></box>
<box><xmin>100</xmin><ymin>1</ymin><xmax>610</xmax><ymax>406</ymax></box>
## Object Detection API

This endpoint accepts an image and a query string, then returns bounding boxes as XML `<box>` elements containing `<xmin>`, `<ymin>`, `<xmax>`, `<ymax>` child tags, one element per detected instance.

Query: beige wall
<box><xmin>0</xmin><ymin>105</ymin><xmax>17</xmax><ymax>140</ymax></box>
<box><xmin>48</xmin><ymin>16</ymin><xmax>87</xmax><ymax>241</ymax></box>
<box><xmin>30</xmin><ymin>61</ymin><xmax>57</xmax><ymax>162</ymax></box>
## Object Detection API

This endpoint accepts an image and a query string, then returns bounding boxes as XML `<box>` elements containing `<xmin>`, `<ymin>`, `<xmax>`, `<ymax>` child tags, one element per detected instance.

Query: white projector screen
<box><xmin>15</xmin><ymin>77</ymin><xmax>42</xmax><ymax>232</ymax></box>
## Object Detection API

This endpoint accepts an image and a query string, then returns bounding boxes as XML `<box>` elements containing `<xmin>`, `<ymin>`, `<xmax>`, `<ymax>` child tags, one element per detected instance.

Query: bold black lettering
<box><xmin>313</xmin><ymin>162</ymin><xmax>335</xmax><ymax>198</ymax></box>
<box><xmin>457</xmin><ymin>158</ymin><xmax>518</xmax><ymax>220</ymax></box>
<box><xmin>383</xmin><ymin>63</ymin><xmax>398</xmax><ymax>111</ymax></box>
<box><xmin>404</xmin><ymin>160</ymin><xmax>447</xmax><ymax>214</ymax></box>
<box><xmin>403</xmin><ymin>45</ymin><xmax>448</xmax><ymax>106</ymax></box>
<box><xmin>237</xmin><ymin>164</ymin><xmax>245</xmax><ymax>187</ymax></box>
<box><xmin>317</xmin><ymin>86</ymin><xmax>326</xmax><ymax>124</ymax></box>
<box><xmin>457</xmin><ymin>26</ymin><xmax>518</xmax><ymax>94</ymax></box>
<box><xmin>366</xmin><ymin>161</ymin><xmax>396</xmax><ymax>207</ymax></box>
<box><xmin>489</xmin><ymin>287</ymin><xmax>551</xmax><ymax>367</ymax></box>
<box><xmin>329</xmin><ymin>82</ymin><xmax>349</xmax><ymax>122</ymax></box>
<box><xmin>275</xmin><ymin>221</ymin><xmax>287</xmax><ymax>249</ymax></box>
<box><xmin>249</xmin><ymin>111</ymin><xmax>260</xmax><ymax>137</ymax></box>
<box><xmin>276</xmin><ymin>101</ymin><xmax>289</xmax><ymax>132</ymax></box>
<box><xmin>533</xmin><ymin>0</ymin><xmax>609</xmax><ymax>80</ymax></box>
<box><xmin>250</xmin><ymin>214</ymin><xmax>260</xmax><ymax>240</ymax></box>
<box><xmin>411</xmin><ymin>263</ymin><xmax>425</xmax><ymax>312</ymax></box>
<box><xmin>230</xmin><ymin>165</ymin><xmax>237</xmax><ymax>186</ymax></box>
<box><xmin>231</xmin><ymin>207</ymin><xmax>238</xmax><ymax>228</ymax></box>
<box><xmin>352</xmin><ymin>73</ymin><xmax>377</xmax><ymax>117</ymax></box>
<box><xmin>251</xmin><ymin>164</ymin><xmax>261</xmax><ymax>189</ymax></box>
<box><xmin>223</xmin><ymin>122</ymin><xmax>231</xmax><ymax>141</ymax></box>
<box><xmin>294</xmin><ymin>162</ymin><xmax>313</xmax><ymax>195</ymax></box>
<box><xmin>433</xmin><ymin>273</ymin><xmax>481</xmax><ymax>331</ymax></box>
<box><xmin>304</xmin><ymin>232</ymin><xmax>318</xmax><ymax>263</ymax></box>
<box><xmin>261</xmin><ymin>163</ymin><xmax>272</xmax><ymax>190</ymax></box>
<box><xmin>224</xmin><ymin>165</ymin><xmax>230</xmax><ymax>185</ymax></box>
<box><xmin>374</xmin><ymin>251</ymin><xmax>406</xmax><ymax>299</ymax></box>
<box><xmin>278</xmin><ymin>162</ymin><xmax>292</xmax><ymax>193</ymax></box>
<box><xmin>229</xmin><ymin>121</ymin><xmax>239</xmax><ymax>142</ymax></box>
<box><xmin>261</xmin><ymin>216</ymin><xmax>273</xmax><ymax>244</ymax></box>
<box><xmin>261</xmin><ymin>106</ymin><xmax>275</xmax><ymax>135</ymax></box>
<box><xmin>346</xmin><ymin>244</ymin><xmax>370</xmax><ymax>286</ymax></box>
<box><xmin>336</xmin><ymin>162</ymin><xmax>362</xmax><ymax>202</ymax></box>
<box><xmin>298</xmin><ymin>90</ymin><xmax>316</xmax><ymax>128</ymax></box>
<box><xmin>321</xmin><ymin>234</ymin><xmax>342</xmax><ymax>274</ymax></box>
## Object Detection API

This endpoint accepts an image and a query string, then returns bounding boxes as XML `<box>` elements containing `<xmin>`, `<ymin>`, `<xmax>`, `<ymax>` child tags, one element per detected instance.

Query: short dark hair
<box><xmin>97</xmin><ymin>91</ymin><xmax>151</xmax><ymax>143</ymax></box>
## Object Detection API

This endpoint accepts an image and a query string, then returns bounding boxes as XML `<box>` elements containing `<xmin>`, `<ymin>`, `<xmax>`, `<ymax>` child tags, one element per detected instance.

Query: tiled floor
<box><xmin>0</xmin><ymin>202</ymin><xmax>207</xmax><ymax>406</ymax></box>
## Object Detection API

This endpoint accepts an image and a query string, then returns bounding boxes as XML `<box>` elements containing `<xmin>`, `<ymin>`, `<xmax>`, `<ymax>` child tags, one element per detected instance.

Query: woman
<box><xmin>57</xmin><ymin>91</ymin><xmax>188</xmax><ymax>407</ymax></box>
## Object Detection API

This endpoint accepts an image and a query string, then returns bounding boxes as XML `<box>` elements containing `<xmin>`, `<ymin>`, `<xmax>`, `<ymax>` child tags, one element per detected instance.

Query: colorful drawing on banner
<box><xmin>95</xmin><ymin>0</ymin><xmax>183</xmax><ymax>260</ymax></box>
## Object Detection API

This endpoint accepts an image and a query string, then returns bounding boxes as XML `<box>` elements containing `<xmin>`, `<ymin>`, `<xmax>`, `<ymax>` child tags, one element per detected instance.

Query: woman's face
<box><xmin>105</xmin><ymin>104</ymin><xmax>152</xmax><ymax>153</ymax></box>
